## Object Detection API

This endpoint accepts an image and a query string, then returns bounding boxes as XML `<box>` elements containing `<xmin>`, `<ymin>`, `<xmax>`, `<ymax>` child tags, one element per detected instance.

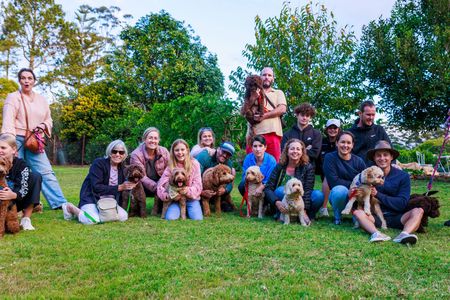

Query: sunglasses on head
<box><xmin>111</xmin><ymin>149</ymin><xmax>125</xmax><ymax>155</ymax></box>
<box><xmin>200</xmin><ymin>127</ymin><xmax>212</xmax><ymax>133</ymax></box>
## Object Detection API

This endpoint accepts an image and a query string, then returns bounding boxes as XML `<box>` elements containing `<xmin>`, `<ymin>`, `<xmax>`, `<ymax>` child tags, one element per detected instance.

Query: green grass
<box><xmin>1</xmin><ymin>166</ymin><xmax>449</xmax><ymax>298</ymax></box>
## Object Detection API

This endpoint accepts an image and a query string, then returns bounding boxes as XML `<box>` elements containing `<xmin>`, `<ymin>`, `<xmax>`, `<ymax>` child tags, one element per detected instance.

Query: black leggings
<box><xmin>16</xmin><ymin>172</ymin><xmax>42</xmax><ymax>211</ymax></box>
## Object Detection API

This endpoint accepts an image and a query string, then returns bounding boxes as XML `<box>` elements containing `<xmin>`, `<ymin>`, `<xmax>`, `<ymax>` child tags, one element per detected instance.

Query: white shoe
<box><xmin>393</xmin><ymin>232</ymin><xmax>418</xmax><ymax>244</ymax></box>
<box><xmin>318</xmin><ymin>207</ymin><xmax>329</xmax><ymax>217</ymax></box>
<box><xmin>369</xmin><ymin>231</ymin><xmax>391</xmax><ymax>242</ymax></box>
<box><xmin>62</xmin><ymin>203</ymin><xmax>75</xmax><ymax>220</ymax></box>
<box><xmin>20</xmin><ymin>217</ymin><xmax>35</xmax><ymax>231</ymax></box>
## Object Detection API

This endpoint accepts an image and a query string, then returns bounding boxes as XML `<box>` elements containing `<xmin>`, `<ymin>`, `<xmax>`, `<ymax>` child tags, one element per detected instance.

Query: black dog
<box><xmin>406</xmin><ymin>193</ymin><xmax>440</xmax><ymax>233</ymax></box>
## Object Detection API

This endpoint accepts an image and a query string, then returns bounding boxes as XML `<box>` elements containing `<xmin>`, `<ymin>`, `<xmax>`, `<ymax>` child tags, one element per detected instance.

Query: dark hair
<box><xmin>251</xmin><ymin>135</ymin><xmax>266</xmax><ymax>146</ymax></box>
<box><xmin>337</xmin><ymin>131</ymin><xmax>355</xmax><ymax>143</ymax></box>
<box><xmin>18</xmin><ymin>68</ymin><xmax>37</xmax><ymax>81</ymax></box>
<box><xmin>294</xmin><ymin>103</ymin><xmax>316</xmax><ymax>118</ymax></box>
<box><xmin>359</xmin><ymin>100</ymin><xmax>375</xmax><ymax>112</ymax></box>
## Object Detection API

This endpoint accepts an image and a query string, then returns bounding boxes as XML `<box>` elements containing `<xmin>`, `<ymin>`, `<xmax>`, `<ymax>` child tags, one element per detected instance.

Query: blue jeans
<box><xmin>165</xmin><ymin>200</ymin><xmax>203</xmax><ymax>220</ymax></box>
<box><xmin>16</xmin><ymin>135</ymin><xmax>67</xmax><ymax>209</ymax></box>
<box><xmin>274</xmin><ymin>186</ymin><xmax>324</xmax><ymax>219</ymax></box>
<box><xmin>328</xmin><ymin>185</ymin><xmax>349</xmax><ymax>222</ymax></box>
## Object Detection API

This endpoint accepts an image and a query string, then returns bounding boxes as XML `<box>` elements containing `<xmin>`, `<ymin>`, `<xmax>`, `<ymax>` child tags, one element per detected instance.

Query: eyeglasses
<box><xmin>111</xmin><ymin>150</ymin><xmax>125</xmax><ymax>155</ymax></box>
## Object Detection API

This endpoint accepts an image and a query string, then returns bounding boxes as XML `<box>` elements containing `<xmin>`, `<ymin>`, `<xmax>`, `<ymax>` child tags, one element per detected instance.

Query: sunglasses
<box><xmin>200</xmin><ymin>127</ymin><xmax>212</xmax><ymax>133</ymax></box>
<box><xmin>111</xmin><ymin>149</ymin><xmax>125</xmax><ymax>155</ymax></box>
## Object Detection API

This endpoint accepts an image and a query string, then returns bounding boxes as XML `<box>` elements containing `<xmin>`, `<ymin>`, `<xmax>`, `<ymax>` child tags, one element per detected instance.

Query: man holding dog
<box><xmin>353</xmin><ymin>141</ymin><xmax>424</xmax><ymax>244</ymax></box>
<box><xmin>349</xmin><ymin>100</ymin><xmax>391</xmax><ymax>165</ymax></box>
<box><xmin>197</xmin><ymin>141</ymin><xmax>236</xmax><ymax>211</ymax></box>
<box><xmin>246</xmin><ymin>67</ymin><xmax>287</xmax><ymax>162</ymax></box>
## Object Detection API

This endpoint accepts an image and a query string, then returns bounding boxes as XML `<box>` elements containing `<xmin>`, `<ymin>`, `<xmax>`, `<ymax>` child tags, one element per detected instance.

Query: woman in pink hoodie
<box><xmin>157</xmin><ymin>139</ymin><xmax>203</xmax><ymax>220</ymax></box>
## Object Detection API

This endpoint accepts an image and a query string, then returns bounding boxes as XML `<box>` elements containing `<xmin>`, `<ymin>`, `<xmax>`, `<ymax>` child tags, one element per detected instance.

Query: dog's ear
<box><xmin>213</xmin><ymin>167</ymin><xmax>220</xmax><ymax>184</ymax></box>
<box><xmin>257</xmin><ymin>172</ymin><xmax>264</xmax><ymax>183</ymax></box>
<box><xmin>284</xmin><ymin>181</ymin><xmax>291</xmax><ymax>195</ymax></box>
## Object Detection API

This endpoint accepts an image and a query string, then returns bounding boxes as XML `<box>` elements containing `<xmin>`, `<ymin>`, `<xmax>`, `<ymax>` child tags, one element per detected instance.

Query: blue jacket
<box><xmin>323</xmin><ymin>151</ymin><xmax>366</xmax><ymax>189</ymax></box>
<box><xmin>376</xmin><ymin>167</ymin><xmax>411</xmax><ymax>214</ymax></box>
<box><xmin>348</xmin><ymin>119</ymin><xmax>391</xmax><ymax>165</ymax></box>
<box><xmin>79</xmin><ymin>157</ymin><xmax>125</xmax><ymax>207</ymax></box>
<box><xmin>241</xmin><ymin>152</ymin><xmax>277</xmax><ymax>185</ymax></box>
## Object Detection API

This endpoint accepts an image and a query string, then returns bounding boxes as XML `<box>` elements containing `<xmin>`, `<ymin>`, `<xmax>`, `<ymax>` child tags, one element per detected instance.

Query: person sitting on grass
<box><xmin>157</xmin><ymin>139</ymin><xmax>203</xmax><ymax>220</ymax></box>
<box><xmin>353</xmin><ymin>141</ymin><xmax>424</xmax><ymax>244</ymax></box>
<box><xmin>190</xmin><ymin>127</ymin><xmax>216</xmax><ymax>158</ymax></box>
<box><xmin>238</xmin><ymin>135</ymin><xmax>277</xmax><ymax>207</ymax></box>
<box><xmin>62</xmin><ymin>140</ymin><xmax>134</xmax><ymax>224</ymax></box>
<box><xmin>0</xmin><ymin>133</ymin><xmax>42</xmax><ymax>230</ymax></box>
<box><xmin>322</xmin><ymin>131</ymin><xmax>366</xmax><ymax>225</ymax></box>
<box><xmin>265</xmin><ymin>138</ymin><xmax>323</xmax><ymax>223</ymax></box>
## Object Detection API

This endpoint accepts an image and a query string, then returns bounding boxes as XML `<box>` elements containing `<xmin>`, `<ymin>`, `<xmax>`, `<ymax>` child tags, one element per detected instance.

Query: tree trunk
<box><xmin>81</xmin><ymin>135</ymin><xmax>85</xmax><ymax>165</ymax></box>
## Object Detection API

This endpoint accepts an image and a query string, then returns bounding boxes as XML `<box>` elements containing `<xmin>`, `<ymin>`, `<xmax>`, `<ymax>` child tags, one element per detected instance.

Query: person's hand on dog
<box><xmin>118</xmin><ymin>181</ymin><xmax>137</xmax><ymax>191</ymax></box>
<box><xmin>370</xmin><ymin>186</ymin><xmax>377</xmax><ymax>197</ymax></box>
<box><xmin>178</xmin><ymin>187</ymin><xmax>188</xmax><ymax>196</ymax></box>
<box><xmin>201</xmin><ymin>190</ymin><xmax>216</xmax><ymax>199</ymax></box>
<box><xmin>216</xmin><ymin>187</ymin><xmax>226</xmax><ymax>196</ymax></box>
<box><xmin>275</xmin><ymin>200</ymin><xmax>288</xmax><ymax>214</ymax></box>
<box><xmin>0</xmin><ymin>187</ymin><xmax>17</xmax><ymax>201</ymax></box>
<box><xmin>253</xmin><ymin>114</ymin><xmax>265</xmax><ymax>123</ymax></box>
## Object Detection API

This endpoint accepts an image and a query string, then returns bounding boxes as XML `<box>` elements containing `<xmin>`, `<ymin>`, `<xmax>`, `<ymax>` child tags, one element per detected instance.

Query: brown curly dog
<box><xmin>407</xmin><ymin>194</ymin><xmax>440</xmax><ymax>233</ymax></box>
<box><xmin>162</xmin><ymin>168</ymin><xmax>188</xmax><ymax>220</ymax></box>
<box><xmin>0</xmin><ymin>156</ymin><xmax>20</xmax><ymax>238</ymax></box>
<box><xmin>121</xmin><ymin>164</ymin><xmax>147</xmax><ymax>218</ymax></box>
<box><xmin>241</xmin><ymin>75</ymin><xmax>265</xmax><ymax>146</ymax></box>
<box><xmin>201</xmin><ymin>164</ymin><xmax>235</xmax><ymax>216</ymax></box>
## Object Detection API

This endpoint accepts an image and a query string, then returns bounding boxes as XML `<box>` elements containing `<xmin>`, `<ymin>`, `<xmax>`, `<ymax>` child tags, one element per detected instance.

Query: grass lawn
<box><xmin>1</xmin><ymin>166</ymin><xmax>449</xmax><ymax>298</ymax></box>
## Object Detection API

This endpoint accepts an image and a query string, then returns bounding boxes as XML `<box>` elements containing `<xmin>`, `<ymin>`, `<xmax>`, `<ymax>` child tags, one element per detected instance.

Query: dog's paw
<box><xmin>364</xmin><ymin>209</ymin><xmax>372</xmax><ymax>216</ymax></box>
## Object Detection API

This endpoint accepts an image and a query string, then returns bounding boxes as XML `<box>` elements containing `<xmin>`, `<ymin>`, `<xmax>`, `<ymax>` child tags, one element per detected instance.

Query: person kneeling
<box><xmin>353</xmin><ymin>141</ymin><xmax>424</xmax><ymax>244</ymax></box>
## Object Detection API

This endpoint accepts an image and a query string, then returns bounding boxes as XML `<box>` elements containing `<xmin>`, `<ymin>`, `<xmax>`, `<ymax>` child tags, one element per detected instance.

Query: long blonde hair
<box><xmin>169</xmin><ymin>139</ymin><xmax>192</xmax><ymax>175</ymax></box>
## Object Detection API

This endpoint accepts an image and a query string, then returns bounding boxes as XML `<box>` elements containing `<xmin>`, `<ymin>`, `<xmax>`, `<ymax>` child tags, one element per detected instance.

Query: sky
<box><xmin>56</xmin><ymin>0</ymin><xmax>397</xmax><ymax>98</ymax></box>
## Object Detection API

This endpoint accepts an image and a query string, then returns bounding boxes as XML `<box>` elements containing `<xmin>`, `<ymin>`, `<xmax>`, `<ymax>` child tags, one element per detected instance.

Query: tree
<box><xmin>44</xmin><ymin>5</ymin><xmax>128</xmax><ymax>93</ymax></box>
<box><xmin>1</xmin><ymin>0</ymin><xmax>66</xmax><ymax>75</ymax></box>
<box><xmin>229</xmin><ymin>2</ymin><xmax>366</xmax><ymax>126</ymax></box>
<box><xmin>357</xmin><ymin>0</ymin><xmax>449</xmax><ymax>132</ymax></box>
<box><xmin>0</xmin><ymin>77</ymin><xmax>18</xmax><ymax>124</ymax></box>
<box><xmin>106</xmin><ymin>10</ymin><xmax>224</xmax><ymax>109</ymax></box>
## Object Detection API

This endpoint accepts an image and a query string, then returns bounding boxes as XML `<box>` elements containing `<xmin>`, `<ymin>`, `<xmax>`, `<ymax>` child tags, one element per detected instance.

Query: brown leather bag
<box><xmin>20</xmin><ymin>92</ymin><xmax>44</xmax><ymax>153</ymax></box>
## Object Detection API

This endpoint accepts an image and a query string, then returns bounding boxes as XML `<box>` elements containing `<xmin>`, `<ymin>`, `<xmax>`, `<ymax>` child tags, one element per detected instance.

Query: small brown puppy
<box><xmin>0</xmin><ymin>156</ymin><xmax>20</xmax><ymax>238</ymax></box>
<box><xmin>407</xmin><ymin>194</ymin><xmax>440</xmax><ymax>233</ymax></box>
<box><xmin>341</xmin><ymin>166</ymin><xmax>386</xmax><ymax>229</ymax></box>
<box><xmin>245</xmin><ymin>166</ymin><xmax>265</xmax><ymax>218</ymax></box>
<box><xmin>282</xmin><ymin>178</ymin><xmax>307</xmax><ymax>226</ymax></box>
<box><xmin>162</xmin><ymin>168</ymin><xmax>188</xmax><ymax>220</ymax></box>
<box><xmin>202</xmin><ymin>164</ymin><xmax>235</xmax><ymax>216</ymax></box>
<box><xmin>241</xmin><ymin>75</ymin><xmax>265</xmax><ymax>146</ymax></box>
<box><xmin>121</xmin><ymin>164</ymin><xmax>147</xmax><ymax>218</ymax></box>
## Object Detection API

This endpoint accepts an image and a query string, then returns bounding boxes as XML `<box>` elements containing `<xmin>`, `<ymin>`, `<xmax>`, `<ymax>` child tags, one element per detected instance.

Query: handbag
<box><xmin>264</xmin><ymin>94</ymin><xmax>287</xmax><ymax>128</ymax></box>
<box><xmin>20</xmin><ymin>92</ymin><xmax>46</xmax><ymax>153</ymax></box>
<box><xmin>97</xmin><ymin>197</ymin><xmax>120</xmax><ymax>222</ymax></box>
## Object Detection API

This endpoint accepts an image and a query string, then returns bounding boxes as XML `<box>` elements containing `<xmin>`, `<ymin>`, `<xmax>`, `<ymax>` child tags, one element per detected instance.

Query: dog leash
<box><xmin>426</xmin><ymin>112</ymin><xmax>450</xmax><ymax>196</ymax></box>
<box><xmin>239</xmin><ymin>182</ymin><xmax>251</xmax><ymax>218</ymax></box>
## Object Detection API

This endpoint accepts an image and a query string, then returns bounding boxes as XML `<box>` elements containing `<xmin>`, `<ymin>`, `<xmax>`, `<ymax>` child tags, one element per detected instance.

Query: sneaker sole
<box><xmin>399</xmin><ymin>236</ymin><xmax>417</xmax><ymax>245</ymax></box>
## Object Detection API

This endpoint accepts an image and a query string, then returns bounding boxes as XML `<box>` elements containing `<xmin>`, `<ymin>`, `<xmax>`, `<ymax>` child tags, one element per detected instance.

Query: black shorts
<box><xmin>374</xmin><ymin>212</ymin><xmax>404</xmax><ymax>229</ymax></box>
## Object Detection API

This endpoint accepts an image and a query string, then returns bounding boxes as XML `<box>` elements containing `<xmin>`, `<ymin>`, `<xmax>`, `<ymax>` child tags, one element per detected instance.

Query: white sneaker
<box><xmin>62</xmin><ymin>203</ymin><xmax>75</xmax><ymax>220</ymax></box>
<box><xmin>369</xmin><ymin>231</ymin><xmax>391</xmax><ymax>242</ymax></box>
<box><xmin>20</xmin><ymin>217</ymin><xmax>35</xmax><ymax>231</ymax></box>
<box><xmin>318</xmin><ymin>207</ymin><xmax>329</xmax><ymax>217</ymax></box>
<box><xmin>393</xmin><ymin>232</ymin><xmax>418</xmax><ymax>244</ymax></box>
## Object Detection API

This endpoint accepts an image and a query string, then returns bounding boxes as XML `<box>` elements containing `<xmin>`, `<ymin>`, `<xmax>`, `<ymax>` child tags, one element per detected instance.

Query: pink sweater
<box><xmin>157</xmin><ymin>159</ymin><xmax>203</xmax><ymax>201</ymax></box>
<box><xmin>130</xmin><ymin>143</ymin><xmax>169</xmax><ymax>192</ymax></box>
<box><xmin>2</xmin><ymin>91</ymin><xmax>53</xmax><ymax>137</ymax></box>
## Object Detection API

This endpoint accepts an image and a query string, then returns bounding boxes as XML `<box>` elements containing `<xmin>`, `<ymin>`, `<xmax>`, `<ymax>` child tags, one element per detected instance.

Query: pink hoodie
<box><xmin>157</xmin><ymin>159</ymin><xmax>203</xmax><ymax>201</ymax></box>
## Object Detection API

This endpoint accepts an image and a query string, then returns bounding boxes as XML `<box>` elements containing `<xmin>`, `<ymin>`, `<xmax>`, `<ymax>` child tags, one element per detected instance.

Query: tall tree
<box><xmin>229</xmin><ymin>2</ymin><xmax>366</xmax><ymax>126</ymax></box>
<box><xmin>107</xmin><ymin>10</ymin><xmax>224</xmax><ymax>109</ymax></box>
<box><xmin>1</xmin><ymin>0</ymin><xmax>66</xmax><ymax>74</ymax></box>
<box><xmin>44</xmin><ymin>5</ymin><xmax>126</xmax><ymax>93</ymax></box>
<box><xmin>357</xmin><ymin>0</ymin><xmax>449</xmax><ymax>132</ymax></box>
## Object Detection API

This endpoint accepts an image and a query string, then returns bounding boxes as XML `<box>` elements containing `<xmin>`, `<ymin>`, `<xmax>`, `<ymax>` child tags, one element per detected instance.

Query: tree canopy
<box><xmin>106</xmin><ymin>10</ymin><xmax>224</xmax><ymax>109</ymax></box>
<box><xmin>357</xmin><ymin>0</ymin><xmax>449</xmax><ymax>132</ymax></box>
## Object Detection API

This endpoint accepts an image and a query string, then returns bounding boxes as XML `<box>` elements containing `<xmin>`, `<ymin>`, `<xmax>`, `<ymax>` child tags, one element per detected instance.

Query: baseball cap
<box><xmin>326</xmin><ymin>119</ymin><xmax>341</xmax><ymax>128</ymax></box>
<box><xmin>219</xmin><ymin>141</ymin><xmax>235</xmax><ymax>156</ymax></box>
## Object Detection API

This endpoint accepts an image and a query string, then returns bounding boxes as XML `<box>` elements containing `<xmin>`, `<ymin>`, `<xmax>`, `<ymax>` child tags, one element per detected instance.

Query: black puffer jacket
<box><xmin>264</xmin><ymin>163</ymin><xmax>315</xmax><ymax>210</ymax></box>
